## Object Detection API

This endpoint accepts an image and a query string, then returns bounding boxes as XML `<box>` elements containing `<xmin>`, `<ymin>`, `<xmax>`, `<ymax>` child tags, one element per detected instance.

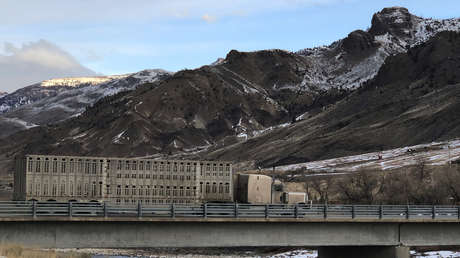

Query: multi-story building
<box><xmin>14</xmin><ymin>155</ymin><xmax>233</xmax><ymax>204</ymax></box>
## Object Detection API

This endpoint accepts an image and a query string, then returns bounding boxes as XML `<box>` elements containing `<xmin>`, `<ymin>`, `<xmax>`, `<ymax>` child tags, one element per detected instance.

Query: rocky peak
<box><xmin>369</xmin><ymin>7</ymin><xmax>414</xmax><ymax>38</ymax></box>
<box><xmin>340</xmin><ymin>30</ymin><xmax>378</xmax><ymax>55</ymax></box>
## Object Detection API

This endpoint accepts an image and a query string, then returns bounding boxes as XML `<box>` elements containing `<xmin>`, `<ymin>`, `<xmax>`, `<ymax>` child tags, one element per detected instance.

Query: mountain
<box><xmin>0</xmin><ymin>69</ymin><xmax>171</xmax><ymax>138</ymax></box>
<box><xmin>202</xmin><ymin>31</ymin><xmax>460</xmax><ymax>168</ymax></box>
<box><xmin>0</xmin><ymin>7</ymin><xmax>459</xmax><ymax>176</ymax></box>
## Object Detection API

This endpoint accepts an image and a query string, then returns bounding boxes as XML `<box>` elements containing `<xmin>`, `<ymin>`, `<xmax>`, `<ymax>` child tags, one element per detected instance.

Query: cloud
<box><xmin>0</xmin><ymin>40</ymin><xmax>96</xmax><ymax>93</ymax></box>
<box><xmin>201</xmin><ymin>14</ymin><xmax>217</xmax><ymax>23</ymax></box>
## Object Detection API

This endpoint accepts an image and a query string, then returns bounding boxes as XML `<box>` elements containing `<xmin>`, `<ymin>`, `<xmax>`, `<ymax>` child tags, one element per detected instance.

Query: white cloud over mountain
<box><xmin>0</xmin><ymin>40</ymin><xmax>96</xmax><ymax>93</ymax></box>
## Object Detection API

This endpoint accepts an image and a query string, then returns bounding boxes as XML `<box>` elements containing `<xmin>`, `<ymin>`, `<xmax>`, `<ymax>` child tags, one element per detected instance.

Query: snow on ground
<box><xmin>1</xmin><ymin>117</ymin><xmax>38</xmax><ymax>129</ymax></box>
<box><xmin>41</xmin><ymin>75</ymin><xmax>129</xmax><ymax>87</ymax></box>
<box><xmin>411</xmin><ymin>250</ymin><xmax>460</xmax><ymax>258</ymax></box>
<box><xmin>270</xmin><ymin>249</ymin><xmax>318</xmax><ymax>258</ymax></box>
<box><xmin>276</xmin><ymin>139</ymin><xmax>460</xmax><ymax>174</ymax></box>
<box><xmin>112</xmin><ymin>130</ymin><xmax>127</xmax><ymax>144</ymax></box>
<box><xmin>269</xmin><ymin>249</ymin><xmax>460</xmax><ymax>258</ymax></box>
<box><xmin>252</xmin><ymin>123</ymin><xmax>290</xmax><ymax>138</ymax></box>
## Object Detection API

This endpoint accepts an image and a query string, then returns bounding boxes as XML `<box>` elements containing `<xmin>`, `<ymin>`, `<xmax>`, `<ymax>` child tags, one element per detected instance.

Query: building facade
<box><xmin>14</xmin><ymin>155</ymin><xmax>233</xmax><ymax>204</ymax></box>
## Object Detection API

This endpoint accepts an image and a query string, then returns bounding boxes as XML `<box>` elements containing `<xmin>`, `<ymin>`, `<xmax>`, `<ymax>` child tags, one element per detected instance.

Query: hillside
<box><xmin>0</xmin><ymin>7</ymin><xmax>459</xmax><ymax>177</ymax></box>
<box><xmin>0</xmin><ymin>70</ymin><xmax>171</xmax><ymax>138</ymax></box>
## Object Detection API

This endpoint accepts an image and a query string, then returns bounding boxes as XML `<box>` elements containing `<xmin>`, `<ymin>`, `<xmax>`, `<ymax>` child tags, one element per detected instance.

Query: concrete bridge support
<box><xmin>318</xmin><ymin>246</ymin><xmax>410</xmax><ymax>258</ymax></box>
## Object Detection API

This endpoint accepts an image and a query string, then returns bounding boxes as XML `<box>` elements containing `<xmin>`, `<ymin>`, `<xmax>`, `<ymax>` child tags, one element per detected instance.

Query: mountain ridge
<box><xmin>0</xmin><ymin>7</ymin><xmax>459</xmax><ymax>176</ymax></box>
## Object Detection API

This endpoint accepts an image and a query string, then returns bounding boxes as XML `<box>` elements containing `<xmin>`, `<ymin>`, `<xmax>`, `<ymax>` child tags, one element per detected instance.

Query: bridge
<box><xmin>2</xmin><ymin>202</ymin><xmax>460</xmax><ymax>258</ymax></box>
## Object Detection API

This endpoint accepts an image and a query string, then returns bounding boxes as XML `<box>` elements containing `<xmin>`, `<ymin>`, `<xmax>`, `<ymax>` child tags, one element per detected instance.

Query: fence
<box><xmin>1</xmin><ymin>201</ymin><xmax>459</xmax><ymax>220</ymax></box>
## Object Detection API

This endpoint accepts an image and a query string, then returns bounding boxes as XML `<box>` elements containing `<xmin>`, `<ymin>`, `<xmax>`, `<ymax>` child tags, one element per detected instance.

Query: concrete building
<box><xmin>235</xmin><ymin>174</ymin><xmax>272</xmax><ymax>204</ymax></box>
<box><xmin>14</xmin><ymin>155</ymin><xmax>233</xmax><ymax>204</ymax></box>
<box><xmin>234</xmin><ymin>173</ymin><xmax>306</xmax><ymax>204</ymax></box>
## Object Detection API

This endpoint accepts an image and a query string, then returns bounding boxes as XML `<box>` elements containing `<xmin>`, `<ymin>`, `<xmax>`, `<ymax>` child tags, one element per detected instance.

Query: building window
<box><xmin>212</xmin><ymin>183</ymin><xmax>217</xmax><ymax>193</ymax></box>
<box><xmin>225</xmin><ymin>183</ymin><xmax>230</xmax><ymax>193</ymax></box>
<box><xmin>70</xmin><ymin>183</ymin><xmax>74</xmax><ymax>196</ymax></box>
<box><xmin>60</xmin><ymin>182</ymin><xmax>66</xmax><ymax>195</ymax></box>
<box><xmin>52</xmin><ymin>159</ymin><xmax>58</xmax><ymax>174</ymax></box>
<box><xmin>69</xmin><ymin>160</ymin><xmax>74</xmax><ymax>173</ymax></box>
<box><xmin>205</xmin><ymin>183</ymin><xmax>210</xmax><ymax>194</ymax></box>
<box><xmin>146</xmin><ymin>161</ymin><xmax>151</xmax><ymax>170</ymax></box>
<box><xmin>44</xmin><ymin>159</ymin><xmax>50</xmax><ymax>173</ymax></box>
<box><xmin>28</xmin><ymin>158</ymin><xmax>33</xmax><ymax>172</ymax></box>
<box><xmin>36</xmin><ymin>159</ymin><xmax>41</xmax><ymax>173</ymax></box>
<box><xmin>132</xmin><ymin>174</ymin><xmax>137</xmax><ymax>178</ymax></box>
<box><xmin>132</xmin><ymin>161</ymin><xmax>137</xmax><ymax>170</ymax></box>
<box><xmin>126</xmin><ymin>161</ymin><xmax>130</xmax><ymax>171</ymax></box>
<box><xmin>43</xmin><ymin>183</ymin><xmax>48</xmax><ymax>195</ymax></box>
<box><xmin>61</xmin><ymin>161</ymin><xmax>66</xmax><ymax>173</ymax></box>
<box><xmin>219</xmin><ymin>183</ymin><xmax>223</xmax><ymax>193</ymax></box>
<box><xmin>116</xmin><ymin>185</ymin><xmax>121</xmax><ymax>196</ymax></box>
<box><xmin>35</xmin><ymin>183</ymin><xmax>40</xmax><ymax>196</ymax></box>
<box><xmin>139</xmin><ymin>161</ymin><xmax>144</xmax><ymax>170</ymax></box>
<box><xmin>132</xmin><ymin>186</ymin><xmax>137</xmax><ymax>196</ymax></box>
<box><xmin>125</xmin><ymin>186</ymin><xmax>129</xmax><ymax>195</ymax></box>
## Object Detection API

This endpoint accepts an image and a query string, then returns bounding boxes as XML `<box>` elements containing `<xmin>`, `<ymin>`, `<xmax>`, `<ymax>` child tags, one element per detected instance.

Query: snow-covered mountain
<box><xmin>0</xmin><ymin>69</ymin><xmax>171</xmax><ymax>138</ymax></box>
<box><xmin>40</xmin><ymin>75</ymin><xmax>128</xmax><ymax>87</ymax></box>
<box><xmin>1</xmin><ymin>7</ymin><xmax>459</xmax><ymax>177</ymax></box>
<box><xmin>296</xmin><ymin>7</ymin><xmax>460</xmax><ymax>93</ymax></box>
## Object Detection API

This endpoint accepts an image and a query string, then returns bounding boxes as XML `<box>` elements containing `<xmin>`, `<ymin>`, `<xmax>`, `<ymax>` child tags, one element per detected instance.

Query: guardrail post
<box><xmin>234</xmin><ymin>203</ymin><xmax>238</xmax><ymax>218</ymax></box>
<box><xmin>294</xmin><ymin>204</ymin><xmax>298</xmax><ymax>218</ymax></box>
<box><xmin>104</xmin><ymin>202</ymin><xmax>108</xmax><ymax>218</ymax></box>
<box><xmin>379</xmin><ymin>205</ymin><xmax>383</xmax><ymax>219</ymax></box>
<box><xmin>432</xmin><ymin>205</ymin><xmax>436</xmax><ymax>219</ymax></box>
<box><xmin>265</xmin><ymin>204</ymin><xmax>269</xmax><ymax>218</ymax></box>
<box><xmin>351</xmin><ymin>205</ymin><xmax>355</xmax><ymax>219</ymax></box>
<box><xmin>204</xmin><ymin>203</ymin><xmax>207</xmax><ymax>218</ymax></box>
<box><xmin>324</xmin><ymin>204</ymin><xmax>328</xmax><ymax>219</ymax></box>
<box><xmin>171</xmin><ymin>203</ymin><xmax>175</xmax><ymax>218</ymax></box>
<box><xmin>138</xmin><ymin>202</ymin><xmax>142</xmax><ymax>218</ymax></box>
<box><xmin>406</xmin><ymin>205</ymin><xmax>410</xmax><ymax>219</ymax></box>
<box><xmin>68</xmin><ymin>202</ymin><xmax>72</xmax><ymax>218</ymax></box>
<box><xmin>32</xmin><ymin>200</ymin><xmax>36</xmax><ymax>218</ymax></box>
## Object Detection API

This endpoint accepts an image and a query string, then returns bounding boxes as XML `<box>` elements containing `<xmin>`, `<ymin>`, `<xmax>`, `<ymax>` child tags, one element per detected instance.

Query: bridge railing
<box><xmin>1</xmin><ymin>201</ymin><xmax>460</xmax><ymax>220</ymax></box>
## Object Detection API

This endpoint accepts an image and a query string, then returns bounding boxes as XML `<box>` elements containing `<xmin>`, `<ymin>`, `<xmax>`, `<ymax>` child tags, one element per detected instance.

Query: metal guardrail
<box><xmin>1</xmin><ymin>201</ymin><xmax>460</xmax><ymax>220</ymax></box>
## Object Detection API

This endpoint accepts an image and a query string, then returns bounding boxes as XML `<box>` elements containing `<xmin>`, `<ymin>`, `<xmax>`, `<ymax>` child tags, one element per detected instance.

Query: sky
<box><xmin>1</xmin><ymin>0</ymin><xmax>460</xmax><ymax>93</ymax></box>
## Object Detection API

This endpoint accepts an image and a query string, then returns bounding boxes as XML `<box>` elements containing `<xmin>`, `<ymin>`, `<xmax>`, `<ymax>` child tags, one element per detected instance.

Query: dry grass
<box><xmin>0</xmin><ymin>244</ymin><xmax>91</xmax><ymax>258</ymax></box>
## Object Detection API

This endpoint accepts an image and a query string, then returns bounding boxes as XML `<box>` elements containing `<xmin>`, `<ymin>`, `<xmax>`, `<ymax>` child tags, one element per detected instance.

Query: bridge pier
<box><xmin>318</xmin><ymin>246</ymin><xmax>409</xmax><ymax>258</ymax></box>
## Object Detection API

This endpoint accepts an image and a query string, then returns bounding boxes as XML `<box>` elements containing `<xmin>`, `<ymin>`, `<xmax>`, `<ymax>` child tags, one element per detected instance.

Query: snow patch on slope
<box><xmin>275</xmin><ymin>139</ymin><xmax>460</xmax><ymax>174</ymax></box>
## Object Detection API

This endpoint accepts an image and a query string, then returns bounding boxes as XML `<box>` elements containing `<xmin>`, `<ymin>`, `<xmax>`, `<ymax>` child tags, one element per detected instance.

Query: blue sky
<box><xmin>1</xmin><ymin>0</ymin><xmax>460</xmax><ymax>92</ymax></box>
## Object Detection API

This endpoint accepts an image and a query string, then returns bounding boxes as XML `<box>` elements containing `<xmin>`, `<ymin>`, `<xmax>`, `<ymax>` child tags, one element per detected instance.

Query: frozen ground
<box><xmin>276</xmin><ymin>139</ymin><xmax>460</xmax><ymax>174</ymax></box>
<box><xmin>47</xmin><ymin>248</ymin><xmax>460</xmax><ymax>257</ymax></box>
